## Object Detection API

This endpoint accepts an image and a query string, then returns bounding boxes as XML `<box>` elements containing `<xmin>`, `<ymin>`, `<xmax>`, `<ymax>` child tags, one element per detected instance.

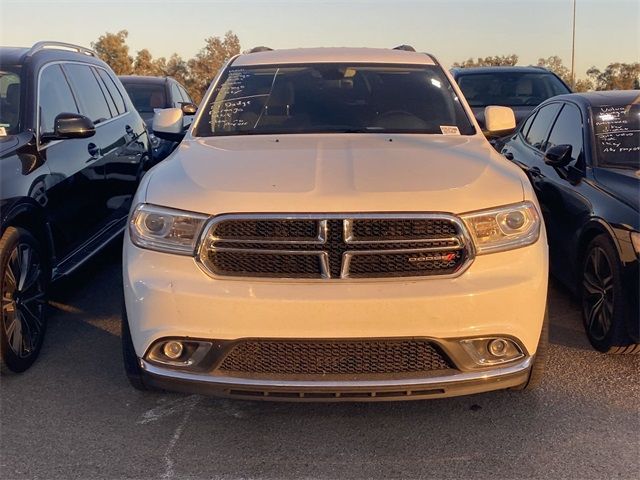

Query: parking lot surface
<box><xmin>1</xmin><ymin>241</ymin><xmax>639</xmax><ymax>480</ymax></box>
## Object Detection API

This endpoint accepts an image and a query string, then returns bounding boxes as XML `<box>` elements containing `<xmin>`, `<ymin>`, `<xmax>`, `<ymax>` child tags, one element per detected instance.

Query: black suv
<box><xmin>0</xmin><ymin>42</ymin><xmax>151</xmax><ymax>373</ymax></box>
<box><xmin>451</xmin><ymin>66</ymin><xmax>571</xmax><ymax>129</ymax></box>
<box><xmin>119</xmin><ymin>75</ymin><xmax>196</xmax><ymax>161</ymax></box>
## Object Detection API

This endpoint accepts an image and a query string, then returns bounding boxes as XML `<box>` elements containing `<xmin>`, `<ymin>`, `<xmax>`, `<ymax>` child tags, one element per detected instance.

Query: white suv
<box><xmin>122</xmin><ymin>47</ymin><xmax>548</xmax><ymax>401</ymax></box>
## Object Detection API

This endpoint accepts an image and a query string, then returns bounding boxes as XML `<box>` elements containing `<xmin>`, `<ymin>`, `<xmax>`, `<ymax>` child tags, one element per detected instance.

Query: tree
<box><xmin>453</xmin><ymin>54</ymin><xmax>519</xmax><ymax>68</ymax></box>
<box><xmin>536</xmin><ymin>55</ymin><xmax>571</xmax><ymax>84</ymax></box>
<box><xmin>133</xmin><ymin>49</ymin><xmax>158</xmax><ymax>76</ymax></box>
<box><xmin>164</xmin><ymin>54</ymin><xmax>190</xmax><ymax>90</ymax></box>
<box><xmin>92</xmin><ymin>30</ymin><xmax>133</xmax><ymax>75</ymax></box>
<box><xmin>187</xmin><ymin>31</ymin><xmax>241</xmax><ymax>102</ymax></box>
<box><xmin>586</xmin><ymin>62</ymin><xmax>640</xmax><ymax>90</ymax></box>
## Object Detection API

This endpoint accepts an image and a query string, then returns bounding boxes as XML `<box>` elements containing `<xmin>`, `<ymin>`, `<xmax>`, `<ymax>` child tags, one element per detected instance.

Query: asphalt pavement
<box><xmin>1</xmin><ymin>240</ymin><xmax>639</xmax><ymax>480</ymax></box>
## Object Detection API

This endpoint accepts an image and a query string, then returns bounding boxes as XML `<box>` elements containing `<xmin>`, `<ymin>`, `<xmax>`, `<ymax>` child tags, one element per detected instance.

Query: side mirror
<box><xmin>42</xmin><ymin>113</ymin><xmax>95</xmax><ymax>141</ymax></box>
<box><xmin>180</xmin><ymin>102</ymin><xmax>197</xmax><ymax>115</ymax></box>
<box><xmin>152</xmin><ymin>107</ymin><xmax>186</xmax><ymax>142</ymax></box>
<box><xmin>484</xmin><ymin>106</ymin><xmax>516</xmax><ymax>137</ymax></box>
<box><xmin>544</xmin><ymin>144</ymin><xmax>573</xmax><ymax>167</ymax></box>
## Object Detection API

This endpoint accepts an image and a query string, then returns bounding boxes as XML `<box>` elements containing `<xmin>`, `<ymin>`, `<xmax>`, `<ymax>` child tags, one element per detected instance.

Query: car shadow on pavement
<box><xmin>2</xmin><ymin>241</ymin><xmax>639</xmax><ymax>479</ymax></box>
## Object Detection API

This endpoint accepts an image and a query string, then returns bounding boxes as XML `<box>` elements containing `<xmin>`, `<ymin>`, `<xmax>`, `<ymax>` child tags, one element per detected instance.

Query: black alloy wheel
<box><xmin>581</xmin><ymin>234</ymin><xmax>639</xmax><ymax>354</ymax></box>
<box><xmin>1</xmin><ymin>227</ymin><xmax>48</xmax><ymax>373</ymax></box>
<box><xmin>582</xmin><ymin>245</ymin><xmax>615</xmax><ymax>343</ymax></box>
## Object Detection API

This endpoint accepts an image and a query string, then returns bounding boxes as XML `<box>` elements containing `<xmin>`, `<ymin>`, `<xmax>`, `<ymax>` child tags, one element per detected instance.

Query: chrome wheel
<box><xmin>582</xmin><ymin>246</ymin><xmax>614</xmax><ymax>342</ymax></box>
<box><xmin>1</xmin><ymin>243</ymin><xmax>45</xmax><ymax>358</ymax></box>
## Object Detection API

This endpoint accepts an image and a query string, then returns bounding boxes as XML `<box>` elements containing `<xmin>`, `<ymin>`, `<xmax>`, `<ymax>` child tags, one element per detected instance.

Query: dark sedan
<box><xmin>451</xmin><ymin>66</ymin><xmax>571</xmax><ymax>130</ymax></box>
<box><xmin>501</xmin><ymin>91</ymin><xmax>639</xmax><ymax>353</ymax></box>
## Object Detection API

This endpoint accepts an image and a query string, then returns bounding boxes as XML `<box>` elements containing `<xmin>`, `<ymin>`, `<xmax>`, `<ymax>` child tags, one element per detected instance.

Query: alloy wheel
<box><xmin>582</xmin><ymin>246</ymin><xmax>614</xmax><ymax>341</ymax></box>
<box><xmin>1</xmin><ymin>243</ymin><xmax>46</xmax><ymax>358</ymax></box>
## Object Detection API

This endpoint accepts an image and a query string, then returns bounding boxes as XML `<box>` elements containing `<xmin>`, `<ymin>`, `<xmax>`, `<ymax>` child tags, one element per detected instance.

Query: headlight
<box><xmin>632</xmin><ymin>232</ymin><xmax>640</xmax><ymax>255</ymax></box>
<box><xmin>460</xmin><ymin>201</ymin><xmax>541</xmax><ymax>254</ymax></box>
<box><xmin>129</xmin><ymin>204</ymin><xmax>209</xmax><ymax>255</ymax></box>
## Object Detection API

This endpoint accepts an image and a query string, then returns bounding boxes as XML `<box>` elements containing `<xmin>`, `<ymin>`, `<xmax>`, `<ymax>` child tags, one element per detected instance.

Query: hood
<box><xmin>593</xmin><ymin>167</ymin><xmax>640</xmax><ymax>212</ymax></box>
<box><xmin>472</xmin><ymin>106</ymin><xmax>534</xmax><ymax>129</ymax></box>
<box><xmin>144</xmin><ymin>134</ymin><xmax>525</xmax><ymax>215</ymax></box>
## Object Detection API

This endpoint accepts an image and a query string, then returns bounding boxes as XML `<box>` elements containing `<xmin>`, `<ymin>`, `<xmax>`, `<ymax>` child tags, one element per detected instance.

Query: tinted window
<box><xmin>546</xmin><ymin>104</ymin><xmax>584</xmax><ymax>162</ymax></box>
<box><xmin>39</xmin><ymin>64</ymin><xmax>78</xmax><ymax>134</ymax></box>
<box><xmin>122</xmin><ymin>83</ymin><xmax>167</xmax><ymax>113</ymax></box>
<box><xmin>63</xmin><ymin>64</ymin><xmax>112</xmax><ymax>123</ymax></box>
<box><xmin>0</xmin><ymin>67</ymin><xmax>21</xmax><ymax>134</ymax></box>
<box><xmin>525</xmin><ymin>103</ymin><xmax>562</xmax><ymax>150</ymax></box>
<box><xmin>94</xmin><ymin>68</ymin><xmax>117</xmax><ymax>116</ymax></box>
<box><xmin>178</xmin><ymin>85</ymin><xmax>192</xmax><ymax>103</ymax></box>
<box><xmin>457</xmin><ymin>72</ymin><xmax>570</xmax><ymax>107</ymax></box>
<box><xmin>97</xmin><ymin>68</ymin><xmax>126</xmax><ymax>114</ymax></box>
<box><xmin>170</xmin><ymin>83</ymin><xmax>182</xmax><ymax>107</ymax></box>
<box><xmin>195</xmin><ymin>64</ymin><xmax>475</xmax><ymax>136</ymax></box>
<box><xmin>520</xmin><ymin>111</ymin><xmax>536</xmax><ymax>138</ymax></box>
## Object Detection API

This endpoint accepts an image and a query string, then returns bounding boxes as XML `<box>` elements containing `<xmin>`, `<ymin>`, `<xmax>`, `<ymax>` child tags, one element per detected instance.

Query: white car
<box><xmin>122</xmin><ymin>46</ymin><xmax>549</xmax><ymax>401</ymax></box>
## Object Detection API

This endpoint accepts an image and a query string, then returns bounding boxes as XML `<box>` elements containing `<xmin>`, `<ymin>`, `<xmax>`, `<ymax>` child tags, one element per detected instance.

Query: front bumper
<box><xmin>123</xmin><ymin>229</ymin><xmax>547</xmax><ymax>400</ymax></box>
<box><xmin>140</xmin><ymin>356</ymin><xmax>533</xmax><ymax>401</ymax></box>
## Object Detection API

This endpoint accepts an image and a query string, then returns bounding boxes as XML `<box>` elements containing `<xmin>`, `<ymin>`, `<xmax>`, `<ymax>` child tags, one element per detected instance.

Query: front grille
<box><xmin>199</xmin><ymin>214</ymin><xmax>471</xmax><ymax>280</ymax></box>
<box><xmin>217</xmin><ymin>339</ymin><xmax>453</xmax><ymax>376</ymax></box>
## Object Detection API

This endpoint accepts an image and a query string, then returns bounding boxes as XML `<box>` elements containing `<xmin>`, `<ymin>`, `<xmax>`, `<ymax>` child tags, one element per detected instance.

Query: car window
<box><xmin>524</xmin><ymin>103</ymin><xmax>562</xmax><ymax>150</ymax></box>
<box><xmin>519</xmin><ymin>111</ymin><xmax>536</xmax><ymax>138</ymax></box>
<box><xmin>170</xmin><ymin>83</ymin><xmax>182</xmax><ymax>107</ymax></box>
<box><xmin>63</xmin><ymin>63</ymin><xmax>112</xmax><ymax>123</ymax></box>
<box><xmin>457</xmin><ymin>72</ymin><xmax>570</xmax><ymax>108</ymax></box>
<box><xmin>96</xmin><ymin>68</ymin><xmax>126</xmax><ymax>115</ymax></box>
<box><xmin>93</xmin><ymin>68</ymin><xmax>118</xmax><ymax>117</ymax></box>
<box><xmin>0</xmin><ymin>68</ymin><xmax>21</xmax><ymax>135</ymax></box>
<box><xmin>545</xmin><ymin>104</ymin><xmax>583</xmax><ymax>162</ymax></box>
<box><xmin>122</xmin><ymin>83</ymin><xmax>167</xmax><ymax>113</ymax></box>
<box><xmin>38</xmin><ymin>64</ymin><xmax>79</xmax><ymax>134</ymax></box>
<box><xmin>178</xmin><ymin>85</ymin><xmax>192</xmax><ymax>103</ymax></box>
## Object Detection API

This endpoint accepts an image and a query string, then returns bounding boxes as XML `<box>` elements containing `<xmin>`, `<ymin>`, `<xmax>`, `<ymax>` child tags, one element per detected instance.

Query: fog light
<box><xmin>488</xmin><ymin>338</ymin><xmax>508</xmax><ymax>357</ymax></box>
<box><xmin>163</xmin><ymin>341</ymin><xmax>184</xmax><ymax>360</ymax></box>
<box><xmin>460</xmin><ymin>337</ymin><xmax>524</xmax><ymax>366</ymax></box>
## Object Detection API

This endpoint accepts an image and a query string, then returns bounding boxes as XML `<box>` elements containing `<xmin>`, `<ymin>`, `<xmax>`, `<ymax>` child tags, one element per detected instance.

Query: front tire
<box><xmin>581</xmin><ymin>235</ymin><xmax>639</xmax><ymax>354</ymax></box>
<box><xmin>0</xmin><ymin>227</ymin><xmax>48</xmax><ymax>373</ymax></box>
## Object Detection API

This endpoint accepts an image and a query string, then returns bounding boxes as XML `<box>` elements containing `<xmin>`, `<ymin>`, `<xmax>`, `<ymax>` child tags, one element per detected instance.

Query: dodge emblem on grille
<box><xmin>408</xmin><ymin>253</ymin><xmax>456</xmax><ymax>263</ymax></box>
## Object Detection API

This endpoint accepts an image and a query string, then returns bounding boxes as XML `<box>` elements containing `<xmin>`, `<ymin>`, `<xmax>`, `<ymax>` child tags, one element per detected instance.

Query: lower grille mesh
<box><xmin>217</xmin><ymin>339</ymin><xmax>453</xmax><ymax>376</ymax></box>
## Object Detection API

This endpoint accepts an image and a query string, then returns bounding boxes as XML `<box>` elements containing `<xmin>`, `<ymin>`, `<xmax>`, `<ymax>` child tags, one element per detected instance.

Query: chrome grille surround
<box><xmin>196</xmin><ymin>213</ymin><xmax>475</xmax><ymax>281</ymax></box>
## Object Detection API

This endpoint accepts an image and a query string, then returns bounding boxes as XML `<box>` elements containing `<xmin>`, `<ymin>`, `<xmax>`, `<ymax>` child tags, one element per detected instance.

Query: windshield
<box><xmin>457</xmin><ymin>72</ymin><xmax>569</xmax><ymax>108</ymax></box>
<box><xmin>194</xmin><ymin>63</ymin><xmax>475</xmax><ymax>136</ymax></box>
<box><xmin>593</xmin><ymin>104</ymin><xmax>640</xmax><ymax>169</ymax></box>
<box><xmin>121</xmin><ymin>82</ymin><xmax>167</xmax><ymax>113</ymax></box>
<box><xmin>0</xmin><ymin>67</ymin><xmax>21</xmax><ymax>135</ymax></box>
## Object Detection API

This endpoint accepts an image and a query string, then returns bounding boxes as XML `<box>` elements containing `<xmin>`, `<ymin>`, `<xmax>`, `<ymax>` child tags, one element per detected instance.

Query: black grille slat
<box><xmin>213</xmin><ymin>219</ymin><xmax>319</xmax><ymax>241</ymax></box>
<box><xmin>208</xmin><ymin>251</ymin><xmax>323</xmax><ymax>278</ymax></box>
<box><xmin>351</xmin><ymin>218</ymin><xmax>457</xmax><ymax>241</ymax></box>
<box><xmin>217</xmin><ymin>339</ymin><xmax>453</xmax><ymax>376</ymax></box>
<box><xmin>348</xmin><ymin>250</ymin><xmax>462</xmax><ymax>278</ymax></box>
<box><xmin>201</xmin><ymin>215</ymin><xmax>469</xmax><ymax>279</ymax></box>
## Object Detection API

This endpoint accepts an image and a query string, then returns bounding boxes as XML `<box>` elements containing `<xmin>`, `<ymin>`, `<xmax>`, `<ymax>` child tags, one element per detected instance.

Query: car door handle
<box><xmin>87</xmin><ymin>143</ymin><xmax>100</xmax><ymax>159</ymax></box>
<box><xmin>503</xmin><ymin>152</ymin><xmax>514</xmax><ymax>160</ymax></box>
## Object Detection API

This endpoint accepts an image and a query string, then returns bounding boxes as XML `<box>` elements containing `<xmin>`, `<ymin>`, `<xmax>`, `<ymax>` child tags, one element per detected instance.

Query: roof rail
<box><xmin>392</xmin><ymin>44</ymin><xmax>416</xmax><ymax>52</ymax></box>
<box><xmin>423</xmin><ymin>52</ymin><xmax>440</xmax><ymax>66</ymax></box>
<box><xmin>27</xmin><ymin>41</ymin><xmax>96</xmax><ymax>57</ymax></box>
<box><xmin>248</xmin><ymin>46</ymin><xmax>273</xmax><ymax>54</ymax></box>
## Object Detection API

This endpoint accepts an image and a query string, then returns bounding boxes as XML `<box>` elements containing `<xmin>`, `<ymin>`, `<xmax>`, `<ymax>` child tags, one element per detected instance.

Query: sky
<box><xmin>1</xmin><ymin>0</ymin><xmax>638</xmax><ymax>77</ymax></box>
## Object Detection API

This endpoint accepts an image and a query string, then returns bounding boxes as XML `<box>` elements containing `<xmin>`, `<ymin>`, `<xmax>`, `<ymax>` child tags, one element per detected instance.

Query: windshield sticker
<box><xmin>440</xmin><ymin>126</ymin><xmax>460</xmax><ymax>135</ymax></box>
